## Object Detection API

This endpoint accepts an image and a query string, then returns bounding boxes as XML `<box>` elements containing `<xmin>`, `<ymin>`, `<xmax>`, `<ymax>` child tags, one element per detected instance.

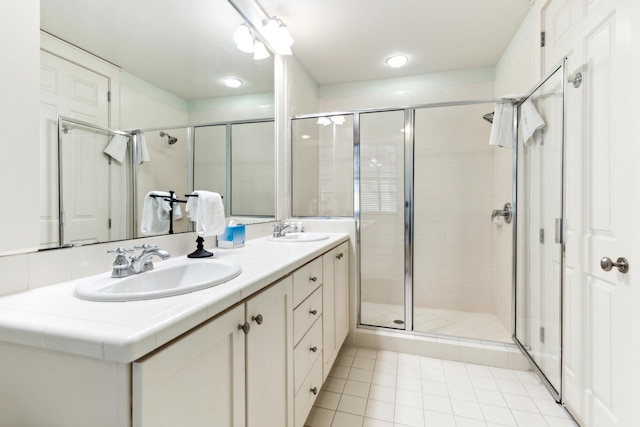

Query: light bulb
<box><xmin>263</xmin><ymin>17</ymin><xmax>280</xmax><ymax>39</ymax></box>
<box><xmin>233</xmin><ymin>24</ymin><xmax>254</xmax><ymax>53</ymax></box>
<box><xmin>386</xmin><ymin>55</ymin><xmax>408</xmax><ymax>68</ymax></box>
<box><xmin>253</xmin><ymin>41</ymin><xmax>270</xmax><ymax>60</ymax></box>
<box><xmin>277</xmin><ymin>24</ymin><xmax>294</xmax><ymax>47</ymax></box>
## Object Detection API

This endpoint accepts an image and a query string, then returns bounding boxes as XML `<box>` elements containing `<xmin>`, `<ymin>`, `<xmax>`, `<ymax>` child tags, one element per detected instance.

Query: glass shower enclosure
<box><xmin>290</xmin><ymin>60</ymin><xmax>566</xmax><ymax>400</ymax></box>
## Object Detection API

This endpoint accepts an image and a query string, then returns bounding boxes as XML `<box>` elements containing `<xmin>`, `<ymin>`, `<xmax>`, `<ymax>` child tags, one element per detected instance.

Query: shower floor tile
<box><xmin>305</xmin><ymin>346</ymin><xmax>579</xmax><ymax>427</ymax></box>
<box><xmin>361</xmin><ymin>302</ymin><xmax>512</xmax><ymax>343</ymax></box>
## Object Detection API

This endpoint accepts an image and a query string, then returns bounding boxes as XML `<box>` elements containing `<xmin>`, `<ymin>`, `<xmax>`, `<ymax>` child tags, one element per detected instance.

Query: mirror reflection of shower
<box><xmin>159</xmin><ymin>131</ymin><xmax>178</xmax><ymax>145</ymax></box>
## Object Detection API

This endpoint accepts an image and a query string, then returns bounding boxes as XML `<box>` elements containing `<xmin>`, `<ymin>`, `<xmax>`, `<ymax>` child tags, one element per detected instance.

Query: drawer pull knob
<box><xmin>238</xmin><ymin>322</ymin><xmax>250</xmax><ymax>334</ymax></box>
<box><xmin>310</xmin><ymin>276</ymin><xmax>318</xmax><ymax>282</ymax></box>
<box><xmin>336</xmin><ymin>253</ymin><xmax>344</xmax><ymax>260</ymax></box>
<box><xmin>310</xmin><ymin>387</ymin><xmax>318</xmax><ymax>395</ymax></box>
<box><xmin>309</xmin><ymin>309</ymin><xmax>318</xmax><ymax>315</ymax></box>
<box><xmin>310</xmin><ymin>346</ymin><xmax>318</xmax><ymax>352</ymax></box>
<box><xmin>251</xmin><ymin>314</ymin><xmax>263</xmax><ymax>325</ymax></box>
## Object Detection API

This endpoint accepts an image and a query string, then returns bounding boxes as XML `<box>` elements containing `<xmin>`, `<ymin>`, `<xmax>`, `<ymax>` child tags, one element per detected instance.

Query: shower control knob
<box><xmin>600</xmin><ymin>257</ymin><xmax>629</xmax><ymax>274</ymax></box>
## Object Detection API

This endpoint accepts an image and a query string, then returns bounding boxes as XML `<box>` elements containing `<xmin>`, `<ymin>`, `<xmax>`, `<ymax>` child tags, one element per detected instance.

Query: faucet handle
<box><xmin>107</xmin><ymin>247</ymin><xmax>133</xmax><ymax>256</ymax></box>
<box><xmin>134</xmin><ymin>243</ymin><xmax>157</xmax><ymax>251</ymax></box>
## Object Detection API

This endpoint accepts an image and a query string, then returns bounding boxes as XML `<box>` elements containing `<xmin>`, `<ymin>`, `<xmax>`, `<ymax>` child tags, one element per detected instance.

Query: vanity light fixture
<box><xmin>223</xmin><ymin>78</ymin><xmax>243</xmax><ymax>88</ymax></box>
<box><xmin>233</xmin><ymin>24</ymin><xmax>255</xmax><ymax>53</ymax></box>
<box><xmin>262</xmin><ymin>17</ymin><xmax>294</xmax><ymax>55</ymax></box>
<box><xmin>317</xmin><ymin>117</ymin><xmax>332</xmax><ymax>126</ymax></box>
<box><xmin>232</xmin><ymin>16</ymin><xmax>293</xmax><ymax>59</ymax></box>
<box><xmin>386</xmin><ymin>55</ymin><xmax>408</xmax><ymax>68</ymax></box>
<box><xmin>316</xmin><ymin>116</ymin><xmax>346</xmax><ymax>126</ymax></box>
<box><xmin>253</xmin><ymin>40</ymin><xmax>269</xmax><ymax>60</ymax></box>
<box><xmin>233</xmin><ymin>23</ymin><xmax>271</xmax><ymax>60</ymax></box>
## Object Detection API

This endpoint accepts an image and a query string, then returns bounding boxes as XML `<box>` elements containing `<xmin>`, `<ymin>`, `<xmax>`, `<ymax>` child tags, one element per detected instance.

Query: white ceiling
<box><xmin>40</xmin><ymin>0</ymin><xmax>532</xmax><ymax>100</ymax></box>
<box><xmin>260</xmin><ymin>0</ymin><xmax>533</xmax><ymax>85</ymax></box>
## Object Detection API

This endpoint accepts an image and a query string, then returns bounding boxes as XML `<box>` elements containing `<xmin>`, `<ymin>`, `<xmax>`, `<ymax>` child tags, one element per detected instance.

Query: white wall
<box><xmin>188</xmin><ymin>93</ymin><xmax>274</xmax><ymax>124</ymax></box>
<box><xmin>279</xmin><ymin>55</ymin><xmax>320</xmax><ymax>219</ymax></box>
<box><xmin>119</xmin><ymin>72</ymin><xmax>191</xmax><ymax>235</ymax></box>
<box><xmin>0</xmin><ymin>0</ymin><xmax>40</xmax><ymax>256</ymax></box>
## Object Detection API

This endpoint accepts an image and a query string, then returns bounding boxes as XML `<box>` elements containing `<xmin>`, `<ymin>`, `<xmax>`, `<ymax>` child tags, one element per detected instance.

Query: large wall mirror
<box><xmin>39</xmin><ymin>0</ymin><xmax>275</xmax><ymax>250</ymax></box>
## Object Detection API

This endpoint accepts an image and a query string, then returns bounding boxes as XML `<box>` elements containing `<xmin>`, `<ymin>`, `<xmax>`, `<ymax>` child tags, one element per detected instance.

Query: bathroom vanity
<box><xmin>0</xmin><ymin>234</ymin><xmax>349</xmax><ymax>427</ymax></box>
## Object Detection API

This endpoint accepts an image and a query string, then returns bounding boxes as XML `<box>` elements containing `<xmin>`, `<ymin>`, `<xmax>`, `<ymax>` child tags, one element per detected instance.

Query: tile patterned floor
<box><xmin>304</xmin><ymin>346</ymin><xmax>578</xmax><ymax>427</ymax></box>
<box><xmin>361</xmin><ymin>303</ymin><xmax>512</xmax><ymax>343</ymax></box>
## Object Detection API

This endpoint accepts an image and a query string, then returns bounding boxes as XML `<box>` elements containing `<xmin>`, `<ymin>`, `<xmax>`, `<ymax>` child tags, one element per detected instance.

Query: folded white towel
<box><xmin>141</xmin><ymin>191</ymin><xmax>182</xmax><ymax>235</ymax></box>
<box><xmin>520</xmin><ymin>99</ymin><xmax>546</xmax><ymax>146</ymax></box>
<box><xmin>103</xmin><ymin>134</ymin><xmax>130</xmax><ymax>163</ymax></box>
<box><xmin>185</xmin><ymin>191</ymin><xmax>226</xmax><ymax>237</ymax></box>
<box><xmin>136</xmin><ymin>131</ymin><xmax>151</xmax><ymax>164</ymax></box>
<box><xmin>489</xmin><ymin>101</ymin><xmax>515</xmax><ymax>148</ymax></box>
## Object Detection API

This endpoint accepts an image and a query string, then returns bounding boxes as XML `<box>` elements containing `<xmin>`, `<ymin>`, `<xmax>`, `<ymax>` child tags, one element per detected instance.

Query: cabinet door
<box><xmin>132</xmin><ymin>305</ymin><xmax>246</xmax><ymax>427</ymax></box>
<box><xmin>334</xmin><ymin>242</ymin><xmax>349</xmax><ymax>348</ymax></box>
<box><xmin>246</xmin><ymin>276</ymin><xmax>294</xmax><ymax>427</ymax></box>
<box><xmin>322</xmin><ymin>248</ymin><xmax>337</xmax><ymax>380</ymax></box>
<box><xmin>322</xmin><ymin>242</ymin><xmax>349</xmax><ymax>380</ymax></box>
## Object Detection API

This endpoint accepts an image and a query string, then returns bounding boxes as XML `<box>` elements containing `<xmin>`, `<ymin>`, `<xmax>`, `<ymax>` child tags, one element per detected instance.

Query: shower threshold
<box><xmin>361</xmin><ymin>302</ymin><xmax>511</xmax><ymax>343</ymax></box>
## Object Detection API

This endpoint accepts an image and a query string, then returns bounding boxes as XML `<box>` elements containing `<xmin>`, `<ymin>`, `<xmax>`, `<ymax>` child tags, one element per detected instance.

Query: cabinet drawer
<box><xmin>294</xmin><ymin>355</ymin><xmax>323</xmax><ymax>427</ymax></box>
<box><xmin>293</xmin><ymin>257</ymin><xmax>323</xmax><ymax>308</ymax></box>
<box><xmin>294</xmin><ymin>316</ymin><xmax>323</xmax><ymax>394</ymax></box>
<box><xmin>293</xmin><ymin>287</ymin><xmax>322</xmax><ymax>344</ymax></box>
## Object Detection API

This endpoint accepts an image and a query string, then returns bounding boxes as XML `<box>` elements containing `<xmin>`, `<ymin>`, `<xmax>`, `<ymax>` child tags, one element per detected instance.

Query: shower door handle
<box><xmin>600</xmin><ymin>257</ymin><xmax>629</xmax><ymax>274</ymax></box>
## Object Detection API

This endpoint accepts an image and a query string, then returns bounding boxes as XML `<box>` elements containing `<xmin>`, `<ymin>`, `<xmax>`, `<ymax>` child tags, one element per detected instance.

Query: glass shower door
<box><xmin>359</xmin><ymin>110</ymin><xmax>408</xmax><ymax>329</ymax></box>
<box><xmin>514</xmin><ymin>61</ymin><xmax>565</xmax><ymax>399</ymax></box>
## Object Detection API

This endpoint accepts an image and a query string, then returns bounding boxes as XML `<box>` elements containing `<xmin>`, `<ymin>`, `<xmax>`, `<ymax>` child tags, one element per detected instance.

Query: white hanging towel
<box><xmin>185</xmin><ymin>191</ymin><xmax>226</xmax><ymax>237</ymax></box>
<box><xmin>141</xmin><ymin>191</ymin><xmax>182</xmax><ymax>235</ymax></box>
<box><xmin>103</xmin><ymin>134</ymin><xmax>130</xmax><ymax>163</ymax></box>
<box><xmin>489</xmin><ymin>100</ymin><xmax>516</xmax><ymax>148</ymax></box>
<box><xmin>136</xmin><ymin>131</ymin><xmax>151</xmax><ymax>164</ymax></box>
<box><xmin>520</xmin><ymin>99</ymin><xmax>546</xmax><ymax>146</ymax></box>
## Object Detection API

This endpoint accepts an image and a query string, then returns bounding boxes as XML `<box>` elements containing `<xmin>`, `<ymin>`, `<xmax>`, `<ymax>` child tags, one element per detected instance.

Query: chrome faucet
<box><xmin>272</xmin><ymin>222</ymin><xmax>292</xmax><ymax>238</ymax></box>
<box><xmin>107</xmin><ymin>244</ymin><xmax>170</xmax><ymax>277</ymax></box>
<box><xmin>130</xmin><ymin>244</ymin><xmax>170</xmax><ymax>274</ymax></box>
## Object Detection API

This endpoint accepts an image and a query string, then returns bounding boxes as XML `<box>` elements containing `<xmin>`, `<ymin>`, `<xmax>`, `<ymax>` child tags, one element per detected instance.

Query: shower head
<box><xmin>160</xmin><ymin>131</ymin><xmax>178</xmax><ymax>145</ymax></box>
<box><xmin>482</xmin><ymin>112</ymin><xmax>494</xmax><ymax>124</ymax></box>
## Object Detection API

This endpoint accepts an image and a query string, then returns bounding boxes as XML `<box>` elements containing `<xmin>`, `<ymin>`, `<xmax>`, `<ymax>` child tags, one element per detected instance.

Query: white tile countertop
<box><xmin>0</xmin><ymin>233</ymin><xmax>349</xmax><ymax>363</ymax></box>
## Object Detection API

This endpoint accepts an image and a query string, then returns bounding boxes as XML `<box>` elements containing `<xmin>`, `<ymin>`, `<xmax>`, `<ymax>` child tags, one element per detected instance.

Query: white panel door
<box><xmin>40</xmin><ymin>50</ymin><xmax>110</xmax><ymax>246</ymax></box>
<box><xmin>542</xmin><ymin>0</ymin><xmax>634</xmax><ymax>425</ymax></box>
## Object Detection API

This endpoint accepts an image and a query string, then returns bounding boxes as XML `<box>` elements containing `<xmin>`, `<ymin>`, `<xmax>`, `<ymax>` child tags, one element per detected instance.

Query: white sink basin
<box><xmin>74</xmin><ymin>259</ymin><xmax>242</xmax><ymax>302</ymax></box>
<box><xmin>267</xmin><ymin>232</ymin><xmax>329</xmax><ymax>242</ymax></box>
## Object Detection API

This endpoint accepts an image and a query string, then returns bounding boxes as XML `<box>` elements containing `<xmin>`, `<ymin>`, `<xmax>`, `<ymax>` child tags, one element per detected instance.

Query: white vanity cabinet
<box><xmin>322</xmin><ymin>242</ymin><xmax>349</xmax><ymax>380</ymax></box>
<box><xmin>0</xmin><ymin>235</ymin><xmax>351</xmax><ymax>427</ymax></box>
<box><xmin>133</xmin><ymin>276</ymin><xmax>294</xmax><ymax>427</ymax></box>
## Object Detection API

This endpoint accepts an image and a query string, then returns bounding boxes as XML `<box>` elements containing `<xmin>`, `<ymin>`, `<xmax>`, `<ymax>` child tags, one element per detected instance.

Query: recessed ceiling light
<box><xmin>223</xmin><ymin>78</ymin><xmax>243</xmax><ymax>88</ymax></box>
<box><xmin>301</xmin><ymin>135</ymin><xmax>310</xmax><ymax>140</ymax></box>
<box><xmin>386</xmin><ymin>55</ymin><xmax>408</xmax><ymax>68</ymax></box>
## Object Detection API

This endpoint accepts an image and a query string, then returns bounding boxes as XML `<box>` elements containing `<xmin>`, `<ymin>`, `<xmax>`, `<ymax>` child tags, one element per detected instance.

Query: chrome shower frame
<box><xmin>511</xmin><ymin>58</ymin><xmax>567</xmax><ymax>404</ymax></box>
<box><xmin>291</xmin><ymin>97</ymin><xmax>522</xmax><ymax>343</ymax></box>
